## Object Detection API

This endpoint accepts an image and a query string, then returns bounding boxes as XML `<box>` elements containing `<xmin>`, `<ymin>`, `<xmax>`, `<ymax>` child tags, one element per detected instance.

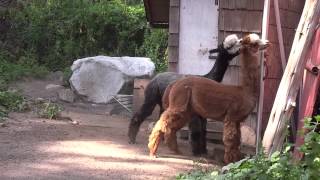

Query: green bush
<box><xmin>0</xmin><ymin>90</ymin><xmax>28</xmax><ymax>120</ymax></box>
<box><xmin>138</xmin><ymin>28</ymin><xmax>168</xmax><ymax>72</ymax></box>
<box><xmin>1</xmin><ymin>0</ymin><xmax>168</xmax><ymax>72</ymax></box>
<box><xmin>0</xmin><ymin>59</ymin><xmax>49</xmax><ymax>87</ymax></box>
<box><xmin>177</xmin><ymin>116</ymin><xmax>320</xmax><ymax>180</ymax></box>
<box><xmin>37</xmin><ymin>101</ymin><xmax>63</xmax><ymax>120</ymax></box>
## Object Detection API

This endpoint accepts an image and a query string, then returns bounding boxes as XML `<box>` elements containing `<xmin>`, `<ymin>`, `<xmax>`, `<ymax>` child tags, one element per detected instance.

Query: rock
<box><xmin>45</xmin><ymin>84</ymin><xmax>64</xmax><ymax>91</ymax></box>
<box><xmin>0</xmin><ymin>123</ymin><xmax>7</xmax><ymax>127</ymax></box>
<box><xmin>69</xmin><ymin>56</ymin><xmax>155</xmax><ymax>103</ymax></box>
<box><xmin>58</xmin><ymin>88</ymin><xmax>75</xmax><ymax>103</ymax></box>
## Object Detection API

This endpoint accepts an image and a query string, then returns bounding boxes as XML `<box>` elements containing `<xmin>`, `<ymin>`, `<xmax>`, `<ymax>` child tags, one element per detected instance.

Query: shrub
<box><xmin>176</xmin><ymin>116</ymin><xmax>320</xmax><ymax>180</ymax></box>
<box><xmin>138</xmin><ymin>28</ymin><xmax>168</xmax><ymax>72</ymax></box>
<box><xmin>37</xmin><ymin>101</ymin><xmax>63</xmax><ymax>120</ymax></box>
<box><xmin>0</xmin><ymin>90</ymin><xmax>28</xmax><ymax>120</ymax></box>
<box><xmin>1</xmin><ymin>0</ymin><xmax>168</xmax><ymax>73</ymax></box>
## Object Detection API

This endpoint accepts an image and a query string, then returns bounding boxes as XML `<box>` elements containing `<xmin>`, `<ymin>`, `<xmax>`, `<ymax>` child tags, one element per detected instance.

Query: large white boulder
<box><xmin>70</xmin><ymin>56</ymin><xmax>155</xmax><ymax>103</ymax></box>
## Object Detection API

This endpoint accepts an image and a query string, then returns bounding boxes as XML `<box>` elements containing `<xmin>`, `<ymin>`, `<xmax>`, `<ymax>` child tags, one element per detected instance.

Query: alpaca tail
<box><xmin>148</xmin><ymin>112</ymin><xmax>169</xmax><ymax>156</ymax></box>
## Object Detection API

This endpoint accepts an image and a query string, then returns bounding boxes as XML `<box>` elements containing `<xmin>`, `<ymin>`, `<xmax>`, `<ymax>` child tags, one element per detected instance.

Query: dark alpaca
<box><xmin>148</xmin><ymin>34</ymin><xmax>269</xmax><ymax>164</ymax></box>
<box><xmin>128</xmin><ymin>35</ymin><xmax>241</xmax><ymax>155</ymax></box>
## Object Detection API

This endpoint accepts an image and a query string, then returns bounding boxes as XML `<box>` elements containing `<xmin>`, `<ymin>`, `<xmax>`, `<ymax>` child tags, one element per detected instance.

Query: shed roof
<box><xmin>143</xmin><ymin>0</ymin><xmax>169</xmax><ymax>28</ymax></box>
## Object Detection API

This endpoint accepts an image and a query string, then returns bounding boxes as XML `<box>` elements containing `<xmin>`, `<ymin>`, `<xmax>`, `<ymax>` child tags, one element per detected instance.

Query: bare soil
<box><xmin>0</xmin><ymin>78</ymin><xmax>220</xmax><ymax>180</ymax></box>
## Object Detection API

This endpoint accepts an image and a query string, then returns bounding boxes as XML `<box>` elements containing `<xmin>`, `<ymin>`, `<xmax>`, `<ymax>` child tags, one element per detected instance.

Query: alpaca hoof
<box><xmin>128</xmin><ymin>139</ymin><xmax>136</xmax><ymax>144</ymax></box>
<box><xmin>174</xmin><ymin>150</ymin><xmax>182</xmax><ymax>155</ymax></box>
<box><xmin>149</xmin><ymin>153</ymin><xmax>157</xmax><ymax>158</ymax></box>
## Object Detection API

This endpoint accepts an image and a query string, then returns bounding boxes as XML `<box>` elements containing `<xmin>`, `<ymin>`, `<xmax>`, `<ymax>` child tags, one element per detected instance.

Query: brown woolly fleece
<box><xmin>148</xmin><ymin>34</ymin><xmax>269</xmax><ymax>164</ymax></box>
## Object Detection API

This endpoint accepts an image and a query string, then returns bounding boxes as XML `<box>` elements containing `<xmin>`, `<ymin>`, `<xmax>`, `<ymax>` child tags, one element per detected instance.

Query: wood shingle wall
<box><xmin>218</xmin><ymin>0</ymin><xmax>264</xmax><ymax>143</ymax></box>
<box><xmin>262</xmin><ymin>0</ymin><xmax>305</xmax><ymax>132</ymax></box>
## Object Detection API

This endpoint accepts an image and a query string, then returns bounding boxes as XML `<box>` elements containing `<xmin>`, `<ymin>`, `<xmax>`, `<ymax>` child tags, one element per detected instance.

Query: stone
<box><xmin>58</xmin><ymin>88</ymin><xmax>75</xmax><ymax>103</ymax></box>
<box><xmin>69</xmin><ymin>56</ymin><xmax>155</xmax><ymax>103</ymax></box>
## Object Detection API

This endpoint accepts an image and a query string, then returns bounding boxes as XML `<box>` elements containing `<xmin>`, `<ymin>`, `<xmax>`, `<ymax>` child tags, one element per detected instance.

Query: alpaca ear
<box><xmin>209</xmin><ymin>48</ymin><xmax>219</xmax><ymax>54</ymax></box>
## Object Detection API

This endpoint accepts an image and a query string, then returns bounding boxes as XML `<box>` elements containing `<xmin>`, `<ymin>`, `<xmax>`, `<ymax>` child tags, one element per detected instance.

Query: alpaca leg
<box><xmin>199</xmin><ymin>117</ymin><xmax>208</xmax><ymax>155</ymax></box>
<box><xmin>128</xmin><ymin>92</ymin><xmax>159</xmax><ymax>144</ymax></box>
<box><xmin>223</xmin><ymin>120</ymin><xmax>241</xmax><ymax>164</ymax></box>
<box><xmin>165</xmin><ymin>129</ymin><xmax>181</xmax><ymax>154</ymax></box>
<box><xmin>148</xmin><ymin>114</ymin><xmax>167</xmax><ymax>157</ymax></box>
<box><xmin>189</xmin><ymin>115</ymin><xmax>207</xmax><ymax>155</ymax></box>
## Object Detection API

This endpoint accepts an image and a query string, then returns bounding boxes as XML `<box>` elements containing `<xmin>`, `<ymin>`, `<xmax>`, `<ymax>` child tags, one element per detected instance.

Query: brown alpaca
<box><xmin>148</xmin><ymin>34</ymin><xmax>269</xmax><ymax>164</ymax></box>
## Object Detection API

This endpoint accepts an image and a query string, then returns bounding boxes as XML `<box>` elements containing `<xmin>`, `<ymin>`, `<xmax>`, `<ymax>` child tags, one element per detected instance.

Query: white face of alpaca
<box><xmin>223</xmin><ymin>34</ymin><xmax>242</xmax><ymax>54</ymax></box>
<box><xmin>247</xmin><ymin>33</ymin><xmax>269</xmax><ymax>50</ymax></box>
<box><xmin>239</xmin><ymin>33</ymin><xmax>270</xmax><ymax>53</ymax></box>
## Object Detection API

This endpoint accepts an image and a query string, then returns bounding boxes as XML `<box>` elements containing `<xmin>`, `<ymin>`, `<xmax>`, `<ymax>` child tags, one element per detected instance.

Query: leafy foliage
<box><xmin>0</xmin><ymin>59</ymin><xmax>48</xmax><ymax>89</ymax></box>
<box><xmin>1</xmin><ymin>0</ymin><xmax>168</xmax><ymax>72</ymax></box>
<box><xmin>138</xmin><ymin>29</ymin><xmax>168</xmax><ymax>72</ymax></box>
<box><xmin>177</xmin><ymin>116</ymin><xmax>320</xmax><ymax>180</ymax></box>
<box><xmin>37</xmin><ymin>101</ymin><xmax>63</xmax><ymax>120</ymax></box>
<box><xmin>0</xmin><ymin>90</ymin><xmax>28</xmax><ymax>120</ymax></box>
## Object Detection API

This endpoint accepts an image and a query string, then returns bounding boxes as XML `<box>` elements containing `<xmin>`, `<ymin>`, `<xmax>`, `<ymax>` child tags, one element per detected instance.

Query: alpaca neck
<box><xmin>204</xmin><ymin>45</ymin><xmax>238</xmax><ymax>82</ymax></box>
<box><xmin>239</xmin><ymin>50</ymin><xmax>260</xmax><ymax>99</ymax></box>
<box><xmin>204</xmin><ymin>52</ymin><xmax>230</xmax><ymax>82</ymax></box>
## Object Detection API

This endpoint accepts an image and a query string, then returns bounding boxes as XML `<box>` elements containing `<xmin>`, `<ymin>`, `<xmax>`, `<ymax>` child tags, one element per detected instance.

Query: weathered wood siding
<box><xmin>218</xmin><ymin>0</ymin><xmax>264</xmax><ymax>146</ymax></box>
<box><xmin>168</xmin><ymin>0</ymin><xmax>180</xmax><ymax>72</ymax></box>
<box><xmin>262</xmin><ymin>0</ymin><xmax>305</xmax><ymax>132</ymax></box>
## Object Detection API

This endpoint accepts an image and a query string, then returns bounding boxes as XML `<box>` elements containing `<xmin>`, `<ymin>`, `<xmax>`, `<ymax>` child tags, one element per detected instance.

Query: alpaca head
<box><xmin>240</xmin><ymin>33</ymin><xmax>269</xmax><ymax>54</ymax></box>
<box><xmin>209</xmin><ymin>34</ymin><xmax>241</xmax><ymax>55</ymax></box>
<box><xmin>223</xmin><ymin>34</ymin><xmax>242</xmax><ymax>54</ymax></box>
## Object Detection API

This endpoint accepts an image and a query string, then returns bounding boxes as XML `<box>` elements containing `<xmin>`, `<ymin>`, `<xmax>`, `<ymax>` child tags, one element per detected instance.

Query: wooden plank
<box><xmin>280</xmin><ymin>9</ymin><xmax>288</xmax><ymax>28</ymax></box>
<box><xmin>262</xmin><ymin>0</ymin><xmax>320</xmax><ymax>157</ymax></box>
<box><xmin>168</xmin><ymin>62</ymin><xmax>178</xmax><ymax>72</ymax></box>
<box><xmin>244</xmin><ymin>11</ymin><xmax>262</xmax><ymax>32</ymax></box>
<box><xmin>169</xmin><ymin>7</ymin><xmax>179</xmax><ymax>33</ymax></box>
<box><xmin>226</xmin><ymin>0</ymin><xmax>236</xmax><ymax>9</ymax></box>
<box><xmin>246</xmin><ymin>0</ymin><xmax>255</xmax><ymax>10</ymax></box>
<box><xmin>168</xmin><ymin>45</ymin><xmax>179</xmax><ymax>63</ymax></box>
<box><xmin>257</xmin><ymin>0</ymin><xmax>271</xmax><ymax>155</ymax></box>
<box><xmin>268</xmin><ymin>25</ymin><xmax>278</xmax><ymax>43</ymax></box>
<box><xmin>170</xmin><ymin>0</ymin><xmax>180</xmax><ymax>7</ymax></box>
<box><xmin>236</xmin><ymin>0</ymin><xmax>247</xmax><ymax>9</ymax></box>
<box><xmin>253</xmin><ymin>0</ymin><xmax>265</xmax><ymax>10</ymax></box>
<box><xmin>279</xmin><ymin>0</ymin><xmax>288</xmax><ymax>10</ymax></box>
<box><xmin>269</xmin><ymin>7</ymin><xmax>277</xmax><ymax>25</ymax></box>
<box><xmin>218</xmin><ymin>10</ymin><xmax>225</xmax><ymax>31</ymax></box>
<box><xmin>287</xmin><ymin>11</ymin><xmax>301</xmax><ymax>29</ymax></box>
<box><xmin>274</xmin><ymin>0</ymin><xmax>287</xmax><ymax>70</ymax></box>
<box><xmin>168</xmin><ymin>33</ymin><xmax>179</xmax><ymax>46</ymax></box>
<box><xmin>224</xmin><ymin>10</ymin><xmax>242</xmax><ymax>31</ymax></box>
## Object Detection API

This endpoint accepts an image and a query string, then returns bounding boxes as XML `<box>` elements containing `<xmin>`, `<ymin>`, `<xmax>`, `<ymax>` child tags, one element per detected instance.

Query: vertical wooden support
<box><xmin>256</xmin><ymin>0</ymin><xmax>271</xmax><ymax>154</ymax></box>
<box><xmin>168</xmin><ymin>0</ymin><xmax>180</xmax><ymax>72</ymax></box>
<box><xmin>274</xmin><ymin>0</ymin><xmax>287</xmax><ymax>70</ymax></box>
<box><xmin>262</xmin><ymin>0</ymin><xmax>320</xmax><ymax>157</ymax></box>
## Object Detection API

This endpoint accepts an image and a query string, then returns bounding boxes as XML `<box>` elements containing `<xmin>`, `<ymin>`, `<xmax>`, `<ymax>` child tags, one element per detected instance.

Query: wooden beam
<box><xmin>168</xmin><ymin>0</ymin><xmax>180</xmax><ymax>72</ymax></box>
<box><xmin>274</xmin><ymin>0</ymin><xmax>287</xmax><ymax>70</ymax></box>
<box><xmin>256</xmin><ymin>0</ymin><xmax>271</xmax><ymax>155</ymax></box>
<box><xmin>262</xmin><ymin>0</ymin><xmax>320</xmax><ymax>157</ymax></box>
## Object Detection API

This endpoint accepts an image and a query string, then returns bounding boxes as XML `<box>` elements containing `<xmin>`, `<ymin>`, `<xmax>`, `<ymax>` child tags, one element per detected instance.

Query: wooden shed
<box><xmin>142</xmin><ymin>0</ymin><xmax>305</xmax><ymax>149</ymax></box>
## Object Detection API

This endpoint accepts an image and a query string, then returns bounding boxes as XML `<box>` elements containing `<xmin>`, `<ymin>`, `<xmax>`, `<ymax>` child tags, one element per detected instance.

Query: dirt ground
<box><xmin>0</xmin><ymin>78</ymin><xmax>220</xmax><ymax>180</ymax></box>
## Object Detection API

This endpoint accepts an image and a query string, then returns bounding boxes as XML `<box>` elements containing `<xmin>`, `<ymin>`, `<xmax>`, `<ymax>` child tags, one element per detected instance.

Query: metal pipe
<box><xmin>274</xmin><ymin>0</ymin><xmax>287</xmax><ymax>70</ymax></box>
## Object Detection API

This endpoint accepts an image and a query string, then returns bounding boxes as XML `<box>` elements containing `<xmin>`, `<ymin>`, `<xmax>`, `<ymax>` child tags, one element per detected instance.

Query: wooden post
<box><xmin>168</xmin><ymin>0</ymin><xmax>180</xmax><ymax>72</ymax></box>
<box><xmin>274</xmin><ymin>0</ymin><xmax>286</xmax><ymax>70</ymax></box>
<box><xmin>262</xmin><ymin>0</ymin><xmax>320</xmax><ymax>157</ymax></box>
<box><xmin>256</xmin><ymin>0</ymin><xmax>271</xmax><ymax>155</ymax></box>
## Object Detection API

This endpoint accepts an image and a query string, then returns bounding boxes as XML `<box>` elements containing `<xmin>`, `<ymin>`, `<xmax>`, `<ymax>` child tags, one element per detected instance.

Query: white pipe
<box><xmin>256</xmin><ymin>0</ymin><xmax>271</xmax><ymax>155</ymax></box>
<box><xmin>274</xmin><ymin>0</ymin><xmax>287</xmax><ymax>70</ymax></box>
